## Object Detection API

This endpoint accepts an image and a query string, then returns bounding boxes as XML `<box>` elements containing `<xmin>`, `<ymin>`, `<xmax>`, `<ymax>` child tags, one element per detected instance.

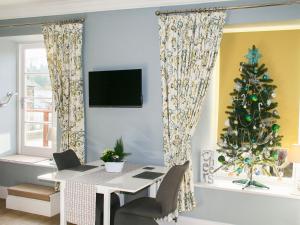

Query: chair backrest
<box><xmin>156</xmin><ymin>161</ymin><xmax>189</xmax><ymax>216</ymax></box>
<box><xmin>53</xmin><ymin>149</ymin><xmax>81</xmax><ymax>170</ymax></box>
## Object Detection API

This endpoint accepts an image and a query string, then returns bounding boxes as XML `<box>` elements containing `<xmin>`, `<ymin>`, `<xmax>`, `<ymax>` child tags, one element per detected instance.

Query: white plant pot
<box><xmin>105</xmin><ymin>162</ymin><xmax>125</xmax><ymax>173</ymax></box>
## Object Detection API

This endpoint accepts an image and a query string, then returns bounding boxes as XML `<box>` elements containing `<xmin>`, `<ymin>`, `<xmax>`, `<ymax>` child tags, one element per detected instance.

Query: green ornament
<box><xmin>218</xmin><ymin>155</ymin><xmax>226</xmax><ymax>164</ymax></box>
<box><xmin>236</xmin><ymin>167</ymin><xmax>243</xmax><ymax>174</ymax></box>
<box><xmin>244</xmin><ymin>157</ymin><xmax>252</xmax><ymax>164</ymax></box>
<box><xmin>271</xmin><ymin>151</ymin><xmax>279</xmax><ymax>160</ymax></box>
<box><xmin>251</xmin><ymin>94</ymin><xmax>258</xmax><ymax>102</ymax></box>
<box><xmin>272</xmin><ymin>124</ymin><xmax>280</xmax><ymax>132</ymax></box>
<box><xmin>263</xmin><ymin>73</ymin><xmax>269</xmax><ymax>80</ymax></box>
<box><xmin>245</xmin><ymin>115</ymin><xmax>252</xmax><ymax>122</ymax></box>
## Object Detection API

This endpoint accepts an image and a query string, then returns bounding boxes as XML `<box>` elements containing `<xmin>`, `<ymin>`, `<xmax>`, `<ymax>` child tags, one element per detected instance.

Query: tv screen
<box><xmin>89</xmin><ymin>69</ymin><xmax>143</xmax><ymax>107</ymax></box>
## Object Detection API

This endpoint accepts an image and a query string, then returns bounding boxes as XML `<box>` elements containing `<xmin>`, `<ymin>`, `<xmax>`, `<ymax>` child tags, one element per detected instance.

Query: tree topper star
<box><xmin>245</xmin><ymin>45</ymin><xmax>262</xmax><ymax>64</ymax></box>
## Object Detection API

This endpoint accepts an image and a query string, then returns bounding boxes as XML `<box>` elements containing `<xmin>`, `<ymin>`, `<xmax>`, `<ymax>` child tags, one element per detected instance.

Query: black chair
<box><xmin>53</xmin><ymin>150</ymin><xmax>120</xmax><ymax>225</ymax></box>
<box><xmin>53</xmin><ymin>149</ymin><xmax>81</xmax><ymax>170</ymax></box>
<box><xmin>114</xmin><ymin>161</ymin><xmax>190</xmax><ymax>225</ymax></box>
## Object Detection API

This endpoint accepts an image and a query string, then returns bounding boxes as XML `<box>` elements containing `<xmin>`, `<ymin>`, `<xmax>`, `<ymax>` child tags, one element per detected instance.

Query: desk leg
<box><xmin>103</xmin><ymin>191</ymin><xmax>111</xmax><ymax>225</ymax></box>
<box><xmin>149</xmin><ymin>182</ymin><xmax>157</xmax><ymax>198</ymax></box>
<box><xmin>60</xmin><ymin>182</ymin><xmax>67</xmax><ymax>225</ymax></box>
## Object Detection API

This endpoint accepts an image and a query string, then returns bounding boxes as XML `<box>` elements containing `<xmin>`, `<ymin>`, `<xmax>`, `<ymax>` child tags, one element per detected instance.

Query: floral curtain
<box><xmin>159</xmin><ymin>11</ymin><xmax>226</xmax><ymax>212</ymax></box>
<box><xmin>42</xmin><ymin>22</ymin><xmax>85</xmax><ymax>162</ymax></box>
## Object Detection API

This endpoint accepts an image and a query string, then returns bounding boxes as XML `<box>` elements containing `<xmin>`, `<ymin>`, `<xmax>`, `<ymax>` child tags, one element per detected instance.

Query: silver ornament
<box><xmin>235</xmin><ymin>82</ymin><xmax>242</xmax><ymax>91</ymax></box>
<box><xmin>267</xmin><ymin>99</ymin><xmax>272</xmax><ymax>106</ymax></box>
<box><xmin>234</xmin><ymin>120</ymin><xmax>238</xmax><ymax>125</ymax></box>
<box><xmin>253</xmin><ymin>125</ymin><xmax>257</xmax><ymax>130</ymax></box>
<box><xmin>225</xmin><ymin>119</ymin><xmax>230</xmax><ymax>127</ymax></box>
<box><xmin>271</xmin><ymin>92</ymin><xmax>276</xmax><ymax>98</ymax></box>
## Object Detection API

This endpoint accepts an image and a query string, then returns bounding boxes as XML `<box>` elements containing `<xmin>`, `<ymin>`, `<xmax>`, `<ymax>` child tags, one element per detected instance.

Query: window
<box><xmin>18</xmin><ymin>43</ymin><xmax>57</xmax><ymax>157</ymax></box>
<box><xmin>213</xmin><ymin>27</ymin><xmax>300</xmax><ymax>182</ymax></box>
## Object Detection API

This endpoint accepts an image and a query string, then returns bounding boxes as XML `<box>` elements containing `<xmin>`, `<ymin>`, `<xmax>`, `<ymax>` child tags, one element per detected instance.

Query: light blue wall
<box><xmin>0</xmin><ymin>39</ymin><xmax>17</xmax><ymax>157</ymax></box>
<box><xmin>84</xmin><ymin>9</ymin><xmax>163</xmax><ymax>165</ymax></box>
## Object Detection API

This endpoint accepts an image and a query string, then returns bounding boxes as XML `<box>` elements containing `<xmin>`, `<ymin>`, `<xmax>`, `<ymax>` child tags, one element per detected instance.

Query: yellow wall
<box><xmin>218</xmin><ymin>30</ymin><xmax>300</xmax><ymax>148</ymax></box>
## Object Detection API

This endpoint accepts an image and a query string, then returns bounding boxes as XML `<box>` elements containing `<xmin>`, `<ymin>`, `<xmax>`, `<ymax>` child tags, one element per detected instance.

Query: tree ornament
<box><xmin>243</xmin><ymin>105</ymin><xmax>247</xmax><ymax>109</ymax></box>
<box><xmin>242</xmin><ymin>152</ymin><xmax>250</xmax><ymax>158</ymax></box>
<box><xmin>253</xmin><ymin>144</ymin><xmax>258</xmax><ymax>149</ymax></box>
<box><xmin>262</xmin><ymin>73</ymin><xmax>269</xmax><ymax>80</ymax></box>
<box><xmin>273</xmin><ymin>110</ymin><xmax>279</xmax><ymax>116</ymax></box>
<box><xmin>218</xmin><ymin>155</ymin><xmax>226</xmax><ymax>164</ymax></box>
<box><xmin>225</xmin><ymin>119</ymin><xmax>230</xmax><ymax>127</ymax></box>
<box><xmin>271</xmin><ymin>92</ymin><xmax>276</xmax><ymax>98</ymax></box>
<box><xmin>251</xmin><ymin>94</ymin><xmax>258</xmax><ymax>102</ymax></box>
<box><xmin>244</xmin><ymin>157</ymin><xmax>252</xmax><ymax>164</ymax></box>
<box><xmin>272</xmin><ymin>124</ymin><xmax>280</xmax><ymax>132</ymax></box>
<box><xmin>253</xmin><ymin>125</ymin><xmax>257</xmax><ymax>130</ymax></box>
<box><xmin>245</xmin><ymin>45</ymin><xmax>262</xmax><ymax>64</ymax></box>
<box><xmin>235</xmin><ymin>82</ymin><xmax>242</xmax><ymax>91</ymax></box>
<box><xmin>267</xmin><ymin>99</ymin><xmax>272</xmax><ymax>106</ymax></box>
<box><xmin>255</xmin><ymin>169</ymin><xmax>261</xmax><ymax>176</ymax></box>
<box><xmin>245</xmin><ymin>115</ymin><xmax>252</xmax><ymax>122</ymax></box>
<box><xmin>234</xmin><ymin>120</ymin><xmax>238</xmax><ymax>125</ymax></box>
<box><xmin>236</xmin><ymin>167</ymin><xmax>243</xmax><ymax>174</ymax></box>
<box><xmin>241</xmin><ymin>146</ymin><xmax>247</xmax><ymax>151</ymax></box>
<box><xmin>271</xmin><ymin>151</ymin><xmax>279</xmax><ymax>160</ymax></box>
<box><xmin>233</xmin><ymin>130</ymin><xmax>238</xmax><ymax>136</ymax></box>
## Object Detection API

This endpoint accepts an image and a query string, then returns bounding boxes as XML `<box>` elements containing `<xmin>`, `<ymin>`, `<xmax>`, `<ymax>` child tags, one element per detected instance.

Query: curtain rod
<box><xmin>155</xmin><ymin>1</ymin><xmax>300</xmax><ymax>16</ymax></box>
<box><xmin>0</xmin><ymin>18</ymin><xmax>85</xmax><ymax>29</ymax></box>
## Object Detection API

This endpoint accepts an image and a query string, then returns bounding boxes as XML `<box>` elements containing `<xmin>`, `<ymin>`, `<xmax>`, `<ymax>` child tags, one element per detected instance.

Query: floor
<box><xmin>0</xmin><ymin>199</ymin><xmax>61</xmax><ymax>225</ymax></box>
<box><xmin>0</xmin><ymin>199</ymin><xmax>228</xmax><ymax>225</ymax></box>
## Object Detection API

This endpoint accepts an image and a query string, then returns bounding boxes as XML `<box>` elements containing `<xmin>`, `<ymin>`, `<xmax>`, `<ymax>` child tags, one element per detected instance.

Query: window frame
<box><xmin>17</xmin><ymin>42</ymin><xmax>57</xmax><ymax>158</ymax></box>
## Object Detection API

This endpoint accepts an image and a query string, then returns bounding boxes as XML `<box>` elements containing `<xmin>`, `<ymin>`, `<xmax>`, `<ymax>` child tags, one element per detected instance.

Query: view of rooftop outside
<box><xmin>23</xmin><ymin>47</ymin><xmax>56</xmax><ymax>149</ymax></box>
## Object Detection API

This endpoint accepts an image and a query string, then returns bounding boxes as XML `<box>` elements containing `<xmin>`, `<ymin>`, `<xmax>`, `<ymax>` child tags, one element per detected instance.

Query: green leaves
<box><xmin>100</xmin><ymin>137</ymin><xmax>131</xmax><ymax>162</ymax></box>
<box><xmin>114</xmin><ymin>138</ymin><xmax>131</xmax><ymax>161</ymax></box>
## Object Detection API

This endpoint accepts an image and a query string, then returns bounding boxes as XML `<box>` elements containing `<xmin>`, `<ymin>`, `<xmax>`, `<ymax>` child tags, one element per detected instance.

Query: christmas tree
<box><xmin>217</xmin><ymin>45</ymin><xmax>282</xmax><ymax>189</ymax></box>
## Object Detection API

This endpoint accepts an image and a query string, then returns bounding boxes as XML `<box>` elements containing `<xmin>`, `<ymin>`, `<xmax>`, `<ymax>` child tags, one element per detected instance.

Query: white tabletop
<box><xmin>38</xmin><ymin>161</ymin><xmax>167</xmax><ymax>193</ymax></box>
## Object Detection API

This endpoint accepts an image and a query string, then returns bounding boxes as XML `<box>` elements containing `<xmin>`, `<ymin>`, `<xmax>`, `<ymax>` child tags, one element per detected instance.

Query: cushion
<box><xmin>8</xmin><ymin>184</ymin><xmax>56</xmax><ymax>202</ymax></box>
<box><xmin>117</xmin><ymin>197</ymin><xmax>162</xmax><ymax>219</ymax></box>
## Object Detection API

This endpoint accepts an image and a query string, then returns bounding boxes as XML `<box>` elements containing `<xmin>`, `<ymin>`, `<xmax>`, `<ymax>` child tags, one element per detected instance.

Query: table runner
<box><xmin>65</xmin><ymin>181</ymin><xmax>96</xmax><ymax>225</ymax></box>
<box><xmin>65</xmin><ymin>164</ymin><xmax>141</xmax><ymax>224</ymax></box>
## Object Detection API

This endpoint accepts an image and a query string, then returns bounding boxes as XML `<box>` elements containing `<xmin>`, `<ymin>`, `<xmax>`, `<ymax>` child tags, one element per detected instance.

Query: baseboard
<box><xmin>159</xmin><ymin>216</ymin><xmax>232</xmax><ymax>225</ymax></box>
<box><xmin>0</xmin><ymin>186</ymin><xmax>8</xmax><ymax>199</ymax></box>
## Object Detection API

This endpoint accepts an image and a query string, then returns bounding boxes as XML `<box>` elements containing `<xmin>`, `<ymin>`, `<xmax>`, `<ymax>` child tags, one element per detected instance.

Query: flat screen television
<box><xmin>89</xmin><ymin>69</ymin><xmax>143</xmax><ymax>107</ymax></box>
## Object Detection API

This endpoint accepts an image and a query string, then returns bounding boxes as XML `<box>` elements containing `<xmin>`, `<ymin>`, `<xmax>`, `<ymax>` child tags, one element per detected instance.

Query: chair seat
<box><xmin>117</xmin><ymin>197</ymin><xmax>162</xmax><ymax>219</ymax></box>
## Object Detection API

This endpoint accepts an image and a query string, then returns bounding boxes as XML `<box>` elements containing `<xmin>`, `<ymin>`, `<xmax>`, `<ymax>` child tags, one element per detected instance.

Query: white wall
<box><xmin>0</xmin><ymin>39</ymin><xmax>17</xmax><ymax>157</ymax></box>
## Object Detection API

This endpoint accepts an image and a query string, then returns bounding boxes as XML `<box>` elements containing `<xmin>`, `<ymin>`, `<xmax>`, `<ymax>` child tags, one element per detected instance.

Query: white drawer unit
<box><xmin>6</xmin><ymin>183</ymin><xmax>60</xmax><ymax>217</ymax></box>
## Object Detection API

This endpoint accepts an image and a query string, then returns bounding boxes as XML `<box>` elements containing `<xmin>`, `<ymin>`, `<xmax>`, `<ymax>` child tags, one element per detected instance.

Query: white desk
<box><xmin>38</xmin><ymin>161</ymin><xmax>166</xmax><ymax>225</ymax></box>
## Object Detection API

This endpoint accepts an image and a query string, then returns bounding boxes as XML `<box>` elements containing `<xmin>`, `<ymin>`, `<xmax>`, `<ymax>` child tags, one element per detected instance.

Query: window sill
<box><xmin>0</xmin><ymin>154</ymin><xmax>56</xmax><ymax>168</ymax></box>
<box><xmin>195</xmin><ymin>178</ymin><xmax>300</xmax><ymax>200</ymax></box>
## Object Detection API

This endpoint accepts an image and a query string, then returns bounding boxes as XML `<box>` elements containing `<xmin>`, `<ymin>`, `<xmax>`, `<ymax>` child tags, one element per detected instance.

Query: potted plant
<box><xmin>100</xmin><ymin>138</ymin><xmax>131</xmax><ymax>172</ymax></box>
